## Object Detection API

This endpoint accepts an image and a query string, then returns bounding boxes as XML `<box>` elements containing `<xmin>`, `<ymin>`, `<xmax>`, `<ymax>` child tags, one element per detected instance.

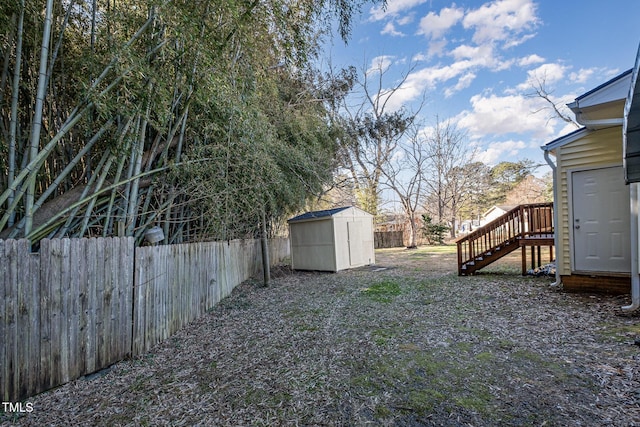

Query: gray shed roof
<box><xmin>288</xmin><ymin>206</ymin><xmax>351</xmax><ymax>223</ymax></box>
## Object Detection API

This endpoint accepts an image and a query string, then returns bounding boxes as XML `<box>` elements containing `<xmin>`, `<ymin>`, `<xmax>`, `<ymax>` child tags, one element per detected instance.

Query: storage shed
<box><xmin>288</xmin><ymin>206</ymin><xmax>375</xmax><ymax>272</ymax></box>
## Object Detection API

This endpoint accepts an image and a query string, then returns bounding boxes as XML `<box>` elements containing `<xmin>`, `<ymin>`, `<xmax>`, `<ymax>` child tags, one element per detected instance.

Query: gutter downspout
<box><xmin>543</xmin><ymin>149</ymin><xmax>562</xmax><ymax>288</ymax></box>
<box><xmin>622</xmin><ymin>183</ymin><xmax>640</xmax><ymax>312</ymax></box>
<box><xmin>622</xmin><ymin>47</ymin><xmax>640</xmax><ymax>311</ymax></box>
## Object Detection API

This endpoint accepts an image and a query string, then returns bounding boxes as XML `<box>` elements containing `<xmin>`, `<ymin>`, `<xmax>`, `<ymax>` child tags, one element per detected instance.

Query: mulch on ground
<box><xmin>3</xmin><ymin>246</ymin><xmax>639</xmax><ymax>426</ymax></box>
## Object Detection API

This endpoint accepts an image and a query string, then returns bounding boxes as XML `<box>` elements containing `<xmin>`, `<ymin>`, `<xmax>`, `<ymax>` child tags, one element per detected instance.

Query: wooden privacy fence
<box><xmin>374</xmin><ymin>231</ymin><xmax>404</xmax><ymax>248</ymax></box>
<box><xmin>1</xmin><ymin>237</ymin><xmax>290</xmax><ymax>402</ymax></box>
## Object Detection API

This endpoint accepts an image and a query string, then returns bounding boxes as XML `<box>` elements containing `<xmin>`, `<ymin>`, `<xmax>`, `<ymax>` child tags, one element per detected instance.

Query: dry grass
<box><xmin>3</xmin><ymin>245</ymin><xmax>639</xmax><ymax>426</ymax></box>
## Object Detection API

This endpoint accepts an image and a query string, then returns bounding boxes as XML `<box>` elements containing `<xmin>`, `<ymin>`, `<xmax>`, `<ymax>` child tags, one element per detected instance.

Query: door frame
<box><xmin>567</xmin><ymin>164</ymin><xmax>630</xmax><ymax>273</ymax></box>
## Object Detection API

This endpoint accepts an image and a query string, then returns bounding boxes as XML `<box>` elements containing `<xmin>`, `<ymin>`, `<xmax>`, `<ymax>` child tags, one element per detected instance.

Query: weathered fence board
<box><xmin>374</xmin><ymin>231</ymin><xmax>404</xmax><ymax>248</ymax></box>
<box><xmin>1</xmin><ymin>237</ymin><xmax>135</xmax><ymax>401</ymax></box>
<box><xmin>132</xmin><ymin>240</ymin><xmax>263</xmax><ymax>355</ymax></box>
<box><xmin>1</xmin><ymin>236</ymin><xmax>289</xmax><ymax>401</ymax></box>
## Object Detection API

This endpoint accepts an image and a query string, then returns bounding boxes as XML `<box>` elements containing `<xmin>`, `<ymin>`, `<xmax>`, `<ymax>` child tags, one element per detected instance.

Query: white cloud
<box><xmin>444</xmin><ymin>72</ymin><xmax>477</xmax><ymax>97</ymax></box>
<box><xmin>397</xmin><ymin>14</ymin><xmax>415</xmax><ymax>26</ymax></box>
<box><xmin>568</xmin><ymin>67</ymin><xmax>620</xmax><ymax>85</ymax></box>
<box><xmin>427</xmin><ymin>39</ymin><xmax>449</xmax><ymax>57</ymax></box>
<box><xmin>412</xmin><ymin>52</ymin><xmax>428</xmax><ymax>62</ymax></box>
<box><xmin>516</xmin><ymin>62</ymin><xmax>569</xmax><ymax>90</ymax></box>
<box><xmin>417</xmin><ymin>6</ymin><xmax>464</xmax><ymax>39</ymax></box>
<box><xmin>383</xmin><ymin>62</ymin><xmax>474</xmax><ymax>109</ymax></box>
<box><xmin>380</xmin><ymin>56</ymin><xmax>491</xmax><ymax>109</ymax></box>
<box><xmin>474</xmin><ymin>140</ymin><xmax>527</xmax><ymax>165</ymax></box>
<box><xmin>449</xmin><ymin>43</ymin><xmax>508</xmax><ymax>70</ymax></box>
<box><xmin>454</xmin><ymin>93</ymin><xmax>556</xmax><ymax>139</ymax></box>
<box><xmin>569</xmin><ymin>68</ymin><xmax>596</xmax><ymax>84</ymax></box>
<box><xmin>366</xmin><ymin>55</ymin><xmax>395</xmax><ymax>75</ymax></box>
<box><xmin>370</xmin><ymin>0</ymin><xmax>429</xmax><ymax>21</ymax></box>
<box><xmin>381</xmin><ymin>22</ymin><xmax>405</xmax><ymax>37</ymax></box>
<box><xmin>518</xmin><ymin>54</ymin><xmax>545</xmax><ymax>67</ymax></box>
<box><xmin>462</xmin><ymin>0</ymin><xmax>539</xmax><ymax>45</ymax></box>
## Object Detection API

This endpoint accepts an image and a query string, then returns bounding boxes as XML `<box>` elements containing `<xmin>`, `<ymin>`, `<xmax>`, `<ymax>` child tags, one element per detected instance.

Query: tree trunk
<box><xmin>407</xmin><ymin>215</ymin><xmax>417</xmax><ymax>248</ymax></box>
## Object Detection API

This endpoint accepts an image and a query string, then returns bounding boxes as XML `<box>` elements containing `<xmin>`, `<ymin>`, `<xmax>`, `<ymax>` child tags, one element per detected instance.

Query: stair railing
<box><xmin>456</xmin><ymin>203</ymin><xmax>553</xmax><ymax>275</ymax></box>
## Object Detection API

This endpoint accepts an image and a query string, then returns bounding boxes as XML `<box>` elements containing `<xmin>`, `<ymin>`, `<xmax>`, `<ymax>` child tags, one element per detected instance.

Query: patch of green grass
<box><xmin>372</xmin><ymin>328</ymin><xmax>394</xmax><ymax>346</ymax></box>
<box><xmin>295</xmin><ymin>323</ymin><xmax>319</xmax><ymax>332</ymax></box>
<box><xmin>475</xmin><ymin>351</ymin><xmax>495</xmax><ymax>362</ymax></box>
<box><xmin>374</xmin><ymin>404</ymin><xmax>393</xmax><ymax>418</ymax></box>
<box><xmin>416</xmin><ymin>244</ymin><xmax>457</xmax><ymax>254</ymax></box>
<box><xmin>351</xmin><ymin>343</ymin><xmax>504</xmax><ymax>420</ymax></box>
<box><xmin>406</xmin><ymin>388</ymin><xmax>444</xmax><ymax>412</ymax></box>
<box><xmin>282</xmin><ymin>307</ymin><xmax>304</xmax><ymax>318</ymax></box>
<box><xmin>597</xmin><ymin>323</ymin><xmax>640</xmax><ymax>343</ymax></box>
<box><xmin>361</xmin><ymin>280</ymin><xmax>403</xmax><ymax>302</ymax></box>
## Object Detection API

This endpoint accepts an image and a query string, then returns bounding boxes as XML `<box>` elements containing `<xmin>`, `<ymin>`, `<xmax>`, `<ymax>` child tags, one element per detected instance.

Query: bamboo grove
<box><xmin>0</xmin><ymin>0</ymin><xmax>375</xmax><ymax>245</ymax></box>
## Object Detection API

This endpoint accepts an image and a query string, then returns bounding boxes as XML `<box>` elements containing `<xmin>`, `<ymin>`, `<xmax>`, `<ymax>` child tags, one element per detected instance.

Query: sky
<box><xmin>324</xmin><ymin>0</ymin><xmax>640</xmax><ymax>174</ymax></box>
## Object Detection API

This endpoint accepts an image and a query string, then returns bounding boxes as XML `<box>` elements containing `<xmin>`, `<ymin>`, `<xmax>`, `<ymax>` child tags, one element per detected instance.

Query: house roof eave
<box><xmin>541</xmin><ymin>127</ymin><xmax>591</xmax><ymax>152</ymax></box>
<box><xmin>572</xmin><ymin>69</ymin><xmax>633</xmax><ymax>110</ymax></box>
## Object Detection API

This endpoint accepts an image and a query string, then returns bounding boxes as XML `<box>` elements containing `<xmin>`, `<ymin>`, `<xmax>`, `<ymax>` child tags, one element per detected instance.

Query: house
<box><xmin>287</xmin><ymin>206</ymin><xmax>375</xmax><ymax>272</ymax></box>
<box><xmin>481</xmin><ymin>205</ymin><xmax>518</xmax><ymax>226</ymax></box>
<box><xmin>541</xmin><ymin>45</ymin><xmax>640</xmax><ymax>312</ymax></box>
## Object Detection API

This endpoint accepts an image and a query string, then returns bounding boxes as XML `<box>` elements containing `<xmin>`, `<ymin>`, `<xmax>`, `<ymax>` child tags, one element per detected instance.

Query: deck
<box><xmin>456</xmin><ymin>203</ymin><xmax>554</xmax><ymax>275</ymax></box>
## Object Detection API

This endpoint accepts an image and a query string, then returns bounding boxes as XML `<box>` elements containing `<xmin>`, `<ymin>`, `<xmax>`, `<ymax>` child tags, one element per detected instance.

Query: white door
<box><xmin>572</xmin><ymin>166</ymin><xmax>630</xmax><ymax>272</ymax></box>
<box><xmin>347</xmin><ymin>221</ymin><xmax>364</xmax><ymax>266</ymax></box>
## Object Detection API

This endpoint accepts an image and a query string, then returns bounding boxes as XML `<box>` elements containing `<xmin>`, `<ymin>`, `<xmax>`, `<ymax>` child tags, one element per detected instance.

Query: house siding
<box><xmin>555</xmin><ymin>126</ymin><xmax>623</xmax><ymax>275</ymax></box>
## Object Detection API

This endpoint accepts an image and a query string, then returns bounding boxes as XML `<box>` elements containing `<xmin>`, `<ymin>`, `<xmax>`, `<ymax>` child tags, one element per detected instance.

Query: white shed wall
<box><xmin>289</xmin><ymin>219</ymin><xmax>336</xmax><ymax>271</ymax></box>
<box><xmin>333</xmin><ymin>209</ymin><xmax>375</xmax><ymax>271</ymax></box>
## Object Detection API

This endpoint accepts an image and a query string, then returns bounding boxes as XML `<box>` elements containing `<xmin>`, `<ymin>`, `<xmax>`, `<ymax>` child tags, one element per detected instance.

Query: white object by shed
<box><xmin>288</xmin><ymin>206</ymin><xmax>375</xmax><ymax>272</ymax></box>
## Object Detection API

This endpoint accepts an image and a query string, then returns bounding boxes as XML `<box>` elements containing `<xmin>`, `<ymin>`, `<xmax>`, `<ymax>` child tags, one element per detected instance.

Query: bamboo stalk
<box><xmin>56</xmin><ymin>148</ymin><xmax>111</xmax><ymax>238</ymax></box>
<box><xmin>25</xmin><ymin>160</ymin><xmax>210</xmax><ymax>242</ymax></box>
<box><xmin>5</xmin><ymin>120</ymin><xmax>113</xmax><ymax>239</ymax></box>
<box><xmin>6</xmin><ymin>2</ymin><xmax>25</xmax><ymax>228</ymax></box>
<box><xmin>24</xmin><ymin>0</ymin><xmax>55</xmax><ymax>236</ymax></box>
<box><xmin>126</xmin><ymin>82</ymin><xmax>153</xmax><ymax>236</ymax></box>
<box><xmin>78</xmin><ymin>154</ymin><xmax>116</xmax><ymax>237</ymax></box>
<box><xmin>103</xmin><ymin>118</ymin><xmax>134</xmax><ymax>237</ymax></box>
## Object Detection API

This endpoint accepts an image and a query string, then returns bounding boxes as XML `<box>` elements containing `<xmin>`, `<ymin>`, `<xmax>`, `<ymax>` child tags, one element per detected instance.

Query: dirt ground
<box><xmin>2</xmin><ymin>245</ymin><xmax>639</xmax><ymax>426</ymax></box>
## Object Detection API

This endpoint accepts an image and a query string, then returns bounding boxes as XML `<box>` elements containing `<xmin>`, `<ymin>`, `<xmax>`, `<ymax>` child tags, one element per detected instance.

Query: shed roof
<box><xmin>288</xmin><ymin>206</ymin><xmax>351</xmax><ymax>223</ymax></box>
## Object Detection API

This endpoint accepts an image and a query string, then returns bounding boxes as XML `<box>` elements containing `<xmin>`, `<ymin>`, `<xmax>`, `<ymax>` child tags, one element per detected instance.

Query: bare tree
<box><xmin>422</xmin><ymin>117</ymin><xmax>476</xmax><ymax>238</ymax></box>
<box><xmin>504</xmin><ymin>174</ymin><xmax>552</xmax><ymax>204</ymax></box>
<box><xmin>338</xmin><ymin>57</ymin><xmax>422</xmax><ymax>217</ymax></box>
<box><xmin>527</xmin><ymin>74</ymin><xmax>580</xmax><ymax>128</ymax></box>
<box><xmin>380</xmin><ymin>122</ymin><xmax>430</xmax><ymax>248</ymax></box>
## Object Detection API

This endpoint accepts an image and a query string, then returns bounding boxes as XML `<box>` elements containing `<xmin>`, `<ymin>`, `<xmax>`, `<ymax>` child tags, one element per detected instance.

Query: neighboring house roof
<box><xmin>288</xmin><ymin>206</ymin><xmax>351</xmax><ymax>223</ymax></box>
<box><xmin>482</xmin><ymin>205</ymin><xmax>517</xmax><ymax>218</ymax></box>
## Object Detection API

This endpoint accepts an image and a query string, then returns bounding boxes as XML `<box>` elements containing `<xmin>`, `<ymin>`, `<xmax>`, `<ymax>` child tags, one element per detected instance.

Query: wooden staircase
<box><xmin>456</xmin><ymin>203</ymin><xmax>554</xmax><ymax>275</ymax></box>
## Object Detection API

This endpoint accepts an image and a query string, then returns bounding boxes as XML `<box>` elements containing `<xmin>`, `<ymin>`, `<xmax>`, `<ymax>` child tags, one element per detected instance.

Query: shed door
<box><xmin>347</xmin><ymin>221</ymin><xmax>364</xmax><ymax>266</ymax></box>
<box><xmin>571</xmin><ymin>167</ymin><xmax>630</xmax><ymax>272</ymax></box>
